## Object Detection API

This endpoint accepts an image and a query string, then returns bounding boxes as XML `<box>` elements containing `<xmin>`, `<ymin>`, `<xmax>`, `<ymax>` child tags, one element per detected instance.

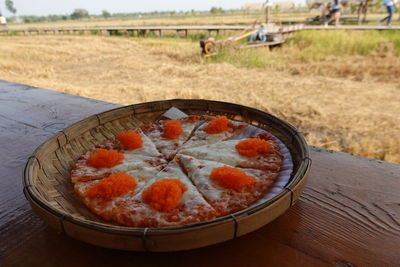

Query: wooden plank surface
<box><xmin>0</xmin><ymin>80</ymin><xmax>399</xmax><ymax>266</ymax></box>
<box><xmin>0</xmin><ymin>81</ymin><xmax>118</xmax><ymax>260</ymax></box>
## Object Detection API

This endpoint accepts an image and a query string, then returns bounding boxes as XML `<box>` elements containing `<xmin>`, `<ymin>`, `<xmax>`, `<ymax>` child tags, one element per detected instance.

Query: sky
<box><xmin>0</xmin><ymin>0</ymin><xmax>303</xmax><ymax>17</ymax></box>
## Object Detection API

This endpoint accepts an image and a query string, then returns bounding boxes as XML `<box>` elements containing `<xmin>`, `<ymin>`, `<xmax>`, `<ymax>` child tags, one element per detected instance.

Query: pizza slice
<box><xmin>181</xmin><ymin>116</ymin><xmax>248</xmax><ymax>149</ymax></box>
<box><xmin>74</xmin><ymin>151</ymin><xmax>166</xmax><ymax>221</ymax></box>
<box><xmin>140</xmin><ymin>115</ymin><xmax>201</xmax><ymax>160</ymax></box>
<box><xmin>179</xmin><ymin>133</ymin><xmax>283</xmax><ymax>172</ymax></box>
<box><xmin>74</xmin><ymin>172</ymin><xmax>143</xmax><ymax>221</ymax></box>
<box><xmin>177</xmin><ymin>154</ymin><xmax>279</xmax><ymax>216</ymax></box>
<box><xmin>71</xmin><ymin>148</ymin><xmax>124</xmax><ymax>183</ymax></box>
<box><xmin>112</xmin><ymin>159</ymin><xmax>217</xmax><ymax>227</ymax></box>
<box><xmin>71</xmin><ymin>129</ymin><xmax>166</xmax><ymax>183</ymax></box>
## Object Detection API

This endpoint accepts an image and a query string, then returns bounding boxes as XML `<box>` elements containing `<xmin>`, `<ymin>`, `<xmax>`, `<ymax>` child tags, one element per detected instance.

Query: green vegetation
<box><xmin>210</xmin><ymin>7</ymin><xmax>225</xmax><ymax>14</ymax></box>
<box><xmin>70</xmin><ymin>9</ymin><xmax>90</xmax><ymax>20</ymax></box>
<box><xmin>288</xmin><ymin>30</ymin><xmax>400</xmax><ymax>59</ymax></box>
<box><xmin>102</xmin><ymin>10</ymin><xmax>111</xmax><ymax>19</ymax></box>
<box><xmin>208</xmin><ymin>30</ymin><xmax>400</xmax><ymax>68</ymax></box>
<box><xmin>5</xmin><ymin>0</ymin><xmax>16</xmax><ymax>15</ymax></box>
<box><xmin>12</xmin><ymin>8</ymin><xmax>248</xmax><ymax>24</ymax></box>
<box><xmin>207</xmin><ymin>46</ymin><xmax>276</xmax><ymax>68</ymax></box>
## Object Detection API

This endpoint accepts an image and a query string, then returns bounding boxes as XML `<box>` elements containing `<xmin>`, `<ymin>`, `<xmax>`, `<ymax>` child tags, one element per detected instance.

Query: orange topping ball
<box><xmin>85</xmin><ymin>172</ymin><xmax>136</xmax><ymax>199</ymax></box>
<box><xmin>204</xmin><ymin>116</ymin><xmax>229</xmax><ymax>134</ymax></box>
<box><xmin>87</xmin><ymin>149</ymin><xmax>124</xmax><ymax>168</ymax></box>
<box><xmin>117</xmin><ymin>131</ymin><xmax>143</xmax><ymax>150</ymax></box>
<box><xmin>210</xmin><ymin>166</ymin><xmax>256</xmax><ymax>191</ymax></box>
<box><xmin>142</xmin><ymin>179</ymin><xmax>187</xmax><ymax>212</ymax></box>
<box><xmin>235</xmin><ymin>138</ymin><xmax>271</xmax><ymax>157</ymax></box>
<box><xmin>162</xmin><ymin>120</ymin><xmax>183</xmax><ymax>139</ymax></box>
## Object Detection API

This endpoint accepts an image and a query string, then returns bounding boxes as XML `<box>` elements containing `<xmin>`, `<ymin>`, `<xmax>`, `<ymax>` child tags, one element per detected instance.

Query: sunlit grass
<box><xmin>207</xmin><ymin>30</ymin><xmax>400</xmax><ymax>68</ymax></box>
<box><xmin>287</xmin><ymin>30</ymin><xmax>400</xmax><ymax>59</ymax></box>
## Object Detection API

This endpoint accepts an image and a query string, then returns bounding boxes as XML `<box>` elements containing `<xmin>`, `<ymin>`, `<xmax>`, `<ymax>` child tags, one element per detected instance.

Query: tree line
<box><xmin>1</xmin><ymin>6</ymin><xmax>249</xmax><ymax>24</ymax></box>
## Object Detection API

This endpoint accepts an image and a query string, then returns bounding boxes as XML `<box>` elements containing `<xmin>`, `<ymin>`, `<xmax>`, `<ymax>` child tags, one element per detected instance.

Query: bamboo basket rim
<box><xmin>23</xmin><ymin>99</ymin><xmax>311</xmax><ymax>235</ymax></box>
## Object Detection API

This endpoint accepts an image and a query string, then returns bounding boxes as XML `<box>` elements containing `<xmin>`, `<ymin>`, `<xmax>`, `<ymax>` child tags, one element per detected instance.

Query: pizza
<box><xmin>177</xmin><ymin>155</ymin><xmax>280</xmax><ymax>216</ymax></box>
<box><xmin>71</xmin><ymin>114</ymin><xmax>286</xmax><ymax>228</ymax></box>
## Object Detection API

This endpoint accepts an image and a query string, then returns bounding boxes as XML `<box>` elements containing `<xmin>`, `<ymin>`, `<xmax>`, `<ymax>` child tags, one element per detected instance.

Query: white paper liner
<box><xmin>162</xmin><ymin>107</ymin><xmax>294</xmax><ymax>208</ymax></box>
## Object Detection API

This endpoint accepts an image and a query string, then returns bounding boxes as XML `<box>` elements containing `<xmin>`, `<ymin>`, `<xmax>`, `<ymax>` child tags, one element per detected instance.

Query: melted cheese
<box><xmin>178</xmin><ymin>155</ymin><xmax>228</xmax><ymax>201</ymax></box>
<box><xmin>179</xmin><ymin>139</ymin><xmax>246</xmax><ymax>166</ymax></box>
<box><xmin>122</xmin><ymin>130</ymin><xmax>162</xmax><ymax>157</ymax></box>
<box><xmin>181</xmin><ymin>119</ymin><xmax>246</xmax><ymax>149</ymax></box>
<box><xmin>144</xmin><ymin>119</ymin><xmax>199</xmax><ymax>159</ymax></box>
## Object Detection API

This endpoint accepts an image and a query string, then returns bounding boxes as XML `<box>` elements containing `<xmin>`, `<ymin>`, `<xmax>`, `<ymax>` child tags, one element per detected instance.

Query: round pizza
<box><xmin>71</xmin><ymin>115</ymin><xmax>285</xmax><ymax>228</ymax></box>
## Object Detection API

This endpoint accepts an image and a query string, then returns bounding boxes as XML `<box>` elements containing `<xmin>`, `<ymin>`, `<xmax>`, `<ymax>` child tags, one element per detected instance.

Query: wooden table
<box><xmin>1</xmin><ymin>80</ymin><xmax>399</xmax><ymax>266</ymax></box>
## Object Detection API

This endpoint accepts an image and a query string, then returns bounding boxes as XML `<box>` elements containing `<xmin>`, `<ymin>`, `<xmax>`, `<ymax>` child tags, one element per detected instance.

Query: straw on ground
<box><xmin>0</xmin><ymin>32</ymin><xmax>399</xmax><ymax>163</ymax></box>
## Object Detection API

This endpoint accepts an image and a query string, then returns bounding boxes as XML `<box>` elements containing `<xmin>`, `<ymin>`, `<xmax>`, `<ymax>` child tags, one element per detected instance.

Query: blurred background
<box><xmin>0</xmin><ymin>0</ymin><xmax>399</xmax><ymax>163</ymax></box>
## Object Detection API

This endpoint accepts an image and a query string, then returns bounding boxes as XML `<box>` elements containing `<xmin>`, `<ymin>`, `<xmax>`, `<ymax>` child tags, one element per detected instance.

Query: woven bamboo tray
<box><xmin>23</xmin><ymin>99</ymin><xmax>311</xmax><ymax>251</ymax></box>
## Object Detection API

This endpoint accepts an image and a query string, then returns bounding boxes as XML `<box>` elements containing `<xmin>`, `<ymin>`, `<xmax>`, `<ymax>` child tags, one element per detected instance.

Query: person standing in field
<box><xmin>379</xmin><ymin>0</ymin><xmax>397</xmax><ymax>26</ymax></box>
<box><xmin>0</xmin><ymin>14</ymin><xmax>7</xmax><ymax>29</ymax></box>
<box><xmin>325</xmin><ymin>0</ymin><xmax>341</xmax><ymax>27</ymax></box>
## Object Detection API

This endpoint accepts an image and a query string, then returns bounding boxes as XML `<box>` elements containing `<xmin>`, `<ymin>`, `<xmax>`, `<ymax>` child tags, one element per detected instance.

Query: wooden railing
<box><xmin>0</xmin><ymin>24</ymin><xmax>398</xmax><ymax>38</ymax></box>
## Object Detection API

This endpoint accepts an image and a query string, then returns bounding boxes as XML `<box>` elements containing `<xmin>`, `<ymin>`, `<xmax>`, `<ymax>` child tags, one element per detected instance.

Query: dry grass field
<box><xmin>0</xmin><ymin>32</ymin><xmax>399</xmax><ymax>163</ymax></box>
